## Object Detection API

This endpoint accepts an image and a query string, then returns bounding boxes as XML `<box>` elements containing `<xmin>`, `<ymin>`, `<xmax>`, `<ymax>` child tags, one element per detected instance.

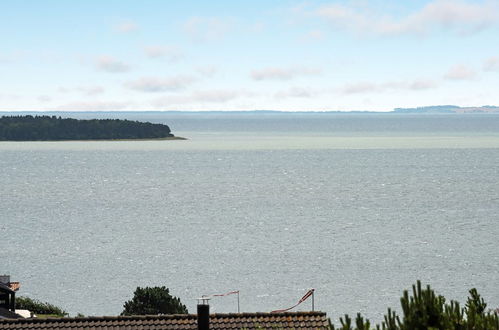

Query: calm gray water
<box><xmin>1</xmin><ymin>113</ymin><xmax>499</xmax><ymax>322</ymax></box>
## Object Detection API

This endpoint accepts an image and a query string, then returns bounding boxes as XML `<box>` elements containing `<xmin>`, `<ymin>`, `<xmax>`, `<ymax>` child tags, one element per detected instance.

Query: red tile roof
<box><xmin>7</xmin><ymin>283</ymin><xmax>20</xmax><ymax>292</ymax></box>
<box><xmin>0</xmin><ymin>312</ymin><xmax>329</xmax><ymax>329</ymax></box>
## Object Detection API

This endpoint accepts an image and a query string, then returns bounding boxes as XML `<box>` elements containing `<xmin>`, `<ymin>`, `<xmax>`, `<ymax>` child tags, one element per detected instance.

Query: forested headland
<box><xmin>0</xmin><ymin>115</ymin><xmax>179</xmax><ymax>141</ymax></box>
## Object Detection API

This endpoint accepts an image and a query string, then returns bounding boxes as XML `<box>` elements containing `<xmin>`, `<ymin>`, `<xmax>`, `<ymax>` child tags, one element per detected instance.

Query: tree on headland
<box><xmin>0</xmin><ymin>115</ymin><xmax>175</xmax><ymax>141</ymax></box>
<box><xmin>121</xmin><ymin>286</ymin><xmax>188</xmax><ymax>316</ymax></box>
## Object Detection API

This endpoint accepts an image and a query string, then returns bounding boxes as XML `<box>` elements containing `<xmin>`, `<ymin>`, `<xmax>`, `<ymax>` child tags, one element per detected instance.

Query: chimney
<box><xmin>197</xmin><ymin>297</ymin><xmax>210</xmax><ymax>330</ymax></box>
<box><xmin>0</xmin><ymin>275</ymin><xmax>10</xmax><ymax>284</ymax></box>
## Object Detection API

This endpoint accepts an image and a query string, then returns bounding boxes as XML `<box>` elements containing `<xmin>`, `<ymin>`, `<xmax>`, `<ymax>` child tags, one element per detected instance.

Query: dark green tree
<box><xmin>331</xmin><ymin>281</ymin><xmax>499</xmax><ymax>329</ymax></box>
<box><xmin>121</xmin><ymin>286</ymin><xmax>188</xmax><ymax>316</ymax></box>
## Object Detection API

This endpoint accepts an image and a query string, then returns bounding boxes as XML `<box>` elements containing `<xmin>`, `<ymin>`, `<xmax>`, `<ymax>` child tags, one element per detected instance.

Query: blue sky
<box><xmin>1</xmin><ymin>0</ymin><xmax>499</xmax><ymax>111</ymax></box>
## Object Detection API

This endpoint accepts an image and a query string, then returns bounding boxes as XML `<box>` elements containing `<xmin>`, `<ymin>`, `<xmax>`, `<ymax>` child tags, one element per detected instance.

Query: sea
<box><xmin>1</xmin><ymin>112</ymin><xmax>499</xmax><ymax>323</ymax></box>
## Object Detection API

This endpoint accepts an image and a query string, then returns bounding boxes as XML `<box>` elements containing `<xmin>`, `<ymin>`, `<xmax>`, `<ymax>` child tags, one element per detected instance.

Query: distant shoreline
<box><xmin>2</xmin><ymin>136</ymin><xmax>188</xmax><ymax>142</ymax></box>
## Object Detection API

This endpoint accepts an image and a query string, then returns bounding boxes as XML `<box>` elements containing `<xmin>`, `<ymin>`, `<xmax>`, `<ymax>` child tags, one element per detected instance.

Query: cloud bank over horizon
<box><xmin>1</xmin><ymin>0</ymin><xmax>499</xmax><ymax>111</ymax></box>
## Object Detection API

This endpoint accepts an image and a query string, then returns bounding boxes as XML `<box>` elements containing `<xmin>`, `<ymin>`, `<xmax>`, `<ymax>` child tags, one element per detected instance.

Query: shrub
<box><xmin>331</xmin><ymin>281</ymin><xmax>499</xmax><ymax>329</ymax></box>
<box><xmin>15</xmin><ymin>296</ymin><xmax>67</xmax><ymax>316</ymax></box>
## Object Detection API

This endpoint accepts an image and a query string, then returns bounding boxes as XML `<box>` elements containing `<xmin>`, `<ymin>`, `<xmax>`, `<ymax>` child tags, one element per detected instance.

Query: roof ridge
<box><xmin>211</xmin><ymin>311</ymin><xmax>326</xmax><ymax>316</ymax></box>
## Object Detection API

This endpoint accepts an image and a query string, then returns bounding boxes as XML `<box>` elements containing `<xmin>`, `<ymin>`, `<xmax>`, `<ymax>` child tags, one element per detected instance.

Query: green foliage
<box><xmin>0</xmin><ymin>115</ymin><xmax>174</xmax><ymax>141</ymax></box>
<box><xmin>121</xmin><ymin>286</ymin><xmax>188</xmax><ymax>316</ymax></box>
<box><xmin>15</xmin><ymin>296</ymin><xmax>67</xmax><ymax>316</ymax></box>
<box><xmin>331</xmin><ymin>281</ymin><xmax>499</xmax><ymax>330</ymax></box>
<box><xmin>399</xmin><ymin>281</ymin><xmax>448</xmax><ymax>329</ymax></box>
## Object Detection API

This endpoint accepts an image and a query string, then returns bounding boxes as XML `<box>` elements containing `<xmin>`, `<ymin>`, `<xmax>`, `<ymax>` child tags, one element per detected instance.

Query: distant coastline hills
<box><xmin>393</xmin><ymin>105</ymin><xmax>499</xmax><ymax>113</ymax></box>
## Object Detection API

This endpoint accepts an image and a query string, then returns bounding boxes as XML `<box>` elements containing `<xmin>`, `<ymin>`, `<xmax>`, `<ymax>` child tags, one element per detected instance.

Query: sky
<box><xmin>1</xmin><ymin>0</ymin><xmax>499</xmax><ymax>112</ymax></box>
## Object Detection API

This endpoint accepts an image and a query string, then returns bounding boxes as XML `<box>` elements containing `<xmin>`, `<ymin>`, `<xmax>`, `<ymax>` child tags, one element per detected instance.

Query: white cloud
<box><xmin>125</xmin><ymin>76</ymin><xmax>196</xmax><ymax>92</ymax></box>
<box><xmin>314</xmin><ymin>0</ymin><xmax>499</xmax><ymax>36</ymax></box>
<box><xmin>0</xmin><ymin>51</ymin><xmax>25</xmax><ymax>63</ymax></box>
<box><xmin>408</xmin><ymin>80</ymin><xmax>438</xmax><ymax>90</ymax></box>
<box><xmin>114</xmin><ymin>21</ymin><xmax>138</xmax><ymax>33</ymax></box>
<box><xmin>189</xmin><ymin>90</ymin><xmax>239</xmax><ymax>102</ymax></box>
<box><xmin>153</xmin><ymin>89</ymin><xmax>246</xmax><ymax>106</ymax></box>
<box><xmin>341</xmin><ymin>82</ymin><xmax>379</xmax><ymax>94</ymax></box>
<box><xmin>385</xmin><ymin>79</ymin><xmax>439</xmax><ymax>90</ymax></box>
<box><xmin>341</xmin><ymin>79</ymin><xmax>438</xmax><ymax>94</ymax></box>
<box><xmin>183</xmin><ymin>16</ymin><xmax>232</xmax><ymax>41</ymax></box>
<box><xmin>444</xmin><ymin>64</ymin><xmax>477</xmax><ymax>80</ymax></box>
<box><xmin>37</xmin><ymin>95</ymin><xmax>52</xmax><ymax>102</ymax></box>
<box><xmin>144</xmin><ymin>46</ymin><xmax>184</xmax><ymax>61</ymax></box>
<box><xmin>96</xmin><ymin>56</ymin><xmax>130</xmax><ymax>73</ymax></box>
<box><xmin>251</xmin><ymin>66</ymin><xmax>321</xmax><ymax>81</ymax></box>
<box><xmin>303</xmin><ymin>29</ymin><xmax>324</xmax><ymax>40</ymax></box>
<box><xmin>196</xmin><ymin>65</ymin><xmax>218</xmax><ymax>77</ymax></box>
<box><xmin>275</xmin><ymin>87</ymin><xmax>314</xmax><ymax>98</ymax></box>
<box><xmin>77</xmin><ymin>86</ymin><xmax>105</xmax><ymax>96</ymax></box>
<box><xmin>483</xmin><ymin>56</ymin><xmax>499</xmax><ymax>71</ymax></box>
<box><xmin>0</xmin><ymin>93</ymin><xmax>22</xmax><ymax>100</ymax></box>
<box><xmin>57</xmin><ymin>86</ymin><xmax>105</xmax><ymax>95</ymax></box>
<box><xmin>249</xmin><ymin>21</ymin><xmax>265</xmax><ymax>33</ymax></box>
<box><xmin>54</xmin><ymin>100</ymin><xmax>134</xmax><ymax>111</ymax></box>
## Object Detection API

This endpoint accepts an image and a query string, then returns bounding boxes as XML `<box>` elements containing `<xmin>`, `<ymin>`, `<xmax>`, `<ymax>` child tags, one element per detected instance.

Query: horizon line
<box><xmin>1</xmin><ymin>104</ymin><xmax>499</xmax><ymax>114</ymax></box>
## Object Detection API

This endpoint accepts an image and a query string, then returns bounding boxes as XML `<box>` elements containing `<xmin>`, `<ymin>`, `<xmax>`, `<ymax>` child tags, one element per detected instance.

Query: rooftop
<box><xmin>0</xmin><ymin>312</ymin><xmax>329</xmax><ymax>329</ymax></box>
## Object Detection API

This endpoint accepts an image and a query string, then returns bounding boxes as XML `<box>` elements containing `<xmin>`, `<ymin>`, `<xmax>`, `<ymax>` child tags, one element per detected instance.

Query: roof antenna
<box><xmin>271</xmin><ymin>289</ymin><xmax>315</xmax><ymax>313</ymax></box>
<box><xmin>202</xmin><ymin>290</ymin><xmax>240</xmax><ymax>313</ymax></box>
